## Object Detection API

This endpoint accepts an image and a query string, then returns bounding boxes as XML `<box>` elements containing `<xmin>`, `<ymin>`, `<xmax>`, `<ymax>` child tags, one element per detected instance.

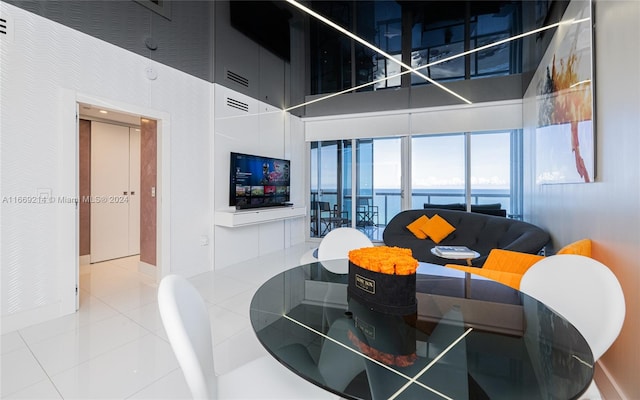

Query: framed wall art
<box><xmin>535</xmin><ymin>0</ymin><xmax>595</xmax><ymax>184</ymax></box>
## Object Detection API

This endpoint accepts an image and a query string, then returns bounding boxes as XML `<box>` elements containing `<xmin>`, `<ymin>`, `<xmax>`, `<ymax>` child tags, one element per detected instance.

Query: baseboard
<box><xmin>595</xmin><ymin>360</ymin><xmax>627</xmax><ymax>399</ymax></box>
<box><xmin>1</xmin><ymin>302</ymin><xmax>69</xmax><ymax>334</ymax></box>
<box><xmin>138</xmin><ymin>261</ymin><xmax>157</xmax><ymax>279</ymax></box>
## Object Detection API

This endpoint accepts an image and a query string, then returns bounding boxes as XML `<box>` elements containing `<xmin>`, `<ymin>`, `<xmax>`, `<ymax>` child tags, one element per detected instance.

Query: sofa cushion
<box><xmin>421</xmin><ymin>214</ymin><xmax>456</xmax><ymax>243</ymax></box>
<box><xmin>482</xmin><ymin>249</ymin><xmax>544</xmax><ymax>274</ymax></box>
<box><xmin>406</xmin><ymin>215</ymin><xmax>430</xmax><ymax>239</ymax></box>
<box><xmin>423</xmin><ymin>203</ymin><xmax>507</xmax><ymax>217</ymax></box>
<box><xmin>557</xmin><ymin>239</ymin><xmax>592</xmax><ymax>257</ymax></box>
<box><xmin>445</xmin><ymin>264</ymin><xmax>525</xmax><ymax>290</ymax></box>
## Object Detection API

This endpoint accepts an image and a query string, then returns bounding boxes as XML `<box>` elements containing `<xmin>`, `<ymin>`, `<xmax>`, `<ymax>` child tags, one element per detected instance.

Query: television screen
<box><xmin>229</xmin><ymin>152</ymin><xmax>291</xmax><ymax>209</ymax></box>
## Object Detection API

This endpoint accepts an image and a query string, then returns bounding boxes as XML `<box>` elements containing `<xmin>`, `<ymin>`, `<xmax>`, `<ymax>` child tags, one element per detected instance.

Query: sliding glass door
<box><xmin>356</xmin><ymin>138</ymin><xmax>401</xmax><ymax>240</ymax></box>
<box><xmin>309</xmin><ymin>140</ymin><xmax>351</xmax><ymax>238</ymax></box>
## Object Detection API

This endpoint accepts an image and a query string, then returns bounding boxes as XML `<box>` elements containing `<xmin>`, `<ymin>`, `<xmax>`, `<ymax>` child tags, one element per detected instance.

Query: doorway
<box><xmin>77</xmin><ymin>102</ymin><xmax>161</xmax><ymax>305</ymax></box>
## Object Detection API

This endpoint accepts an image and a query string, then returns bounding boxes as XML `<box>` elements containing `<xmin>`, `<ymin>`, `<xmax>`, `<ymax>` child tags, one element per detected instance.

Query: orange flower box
<box><xmin>347</xmin><ymin>246</ymin><xmax>418</xmax><ymax>315</ymax></box>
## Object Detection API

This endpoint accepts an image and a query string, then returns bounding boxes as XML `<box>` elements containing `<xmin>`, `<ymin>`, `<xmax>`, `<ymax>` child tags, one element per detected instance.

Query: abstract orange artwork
<box><xmin>536</xmin><ymin>0</ymin><xmax>595</xmax><ymax>184</ymax></box>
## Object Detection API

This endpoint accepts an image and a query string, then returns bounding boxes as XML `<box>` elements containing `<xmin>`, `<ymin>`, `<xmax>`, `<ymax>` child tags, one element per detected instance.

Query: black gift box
<box><xmin>347</xmin><ymin>261</ymin><xmax>417</xmax><ymax>315</ymax></box>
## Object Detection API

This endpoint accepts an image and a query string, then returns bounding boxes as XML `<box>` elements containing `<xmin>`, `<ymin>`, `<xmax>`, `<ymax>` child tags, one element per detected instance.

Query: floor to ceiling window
<box><xmin>411</xmin><ymin>134</ymin><xmax>466</xmax><ymax>207</ymax></box>
<box><xmin>309</xmin><ymin>140</ymin><xmax>351</xmax><ymax>238</ymax></box>
<box><xmin>357</xmin><ymin>137</ymin><xmax>401</xmax><ymax>239</ymax></box>
<box><xmin>469</xmin><ymin>131</ymin><xmax>514</xmax><ymax>213</ymax></box>
<box><xmin>309</xmin><ymin>129</ymin><xmax>522</xmax><ymax>241</ymax></box>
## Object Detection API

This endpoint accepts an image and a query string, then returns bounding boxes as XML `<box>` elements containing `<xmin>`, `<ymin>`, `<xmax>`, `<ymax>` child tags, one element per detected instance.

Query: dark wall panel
<box><xmin>5</xmin><ymin>0</ymin><xmax>214</xmax><ymax>82</ymax></box>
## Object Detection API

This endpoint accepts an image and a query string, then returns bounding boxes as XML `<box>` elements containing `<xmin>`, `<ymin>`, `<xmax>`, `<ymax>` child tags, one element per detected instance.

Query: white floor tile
<box><xmin>4</xmin><ymin>378</ymin><xmax>62</xmax><ymax>399</ymax></box>
<box><xmin>27</xmin><ymin>313</ymin><xmax>151</xmax><ymax>375</ymax></box>
<box><xmin>191</xmin><ymin>273</ymin><xmax>253</xmax><ymax>305</ymax></box>
<box><xmin>208</xmin><ymin>305</ymin><xmax>251</xmax><ymax>345</ymax></box>
<box><xmin>213</xmin><ymin>327</ymin><xmax>270</xmax><ymax>375</ymax></box>
<box><xmin>216</xmin><ymin>285</ymin><xmax>260</xmax><ymax>317</ymax></box>
<box><xmin>126</xmin><ymin>368</ymin><xmax>191</xmax><ymax>399</ymax></box>
<box><xmin>123</xmin><ymin>301</ymin><xmax>165</xmax><ymax>336</ymax></box>
<box><xmin>1</xmin><ymin>347</ymin><xmax>49</xmax><ymax>397</ymax></box>
<box><xmin>98</xmin><ymin>283</ymin><xmax>159</xmax><ymax>313</ymax></box>
<box><xmin>19</xmin><ymin>294</ymin><xmax>118</xmax><ymax>345</ymax></box>
<box><xmin>51</xmin><ymin>334</ymin><xmax>178</xmax><ymax>400</ymax></box>
<box><xmin>1</xmin><ymin>330</ymin><xmax>27</xmax><ymax>355</ymax></box>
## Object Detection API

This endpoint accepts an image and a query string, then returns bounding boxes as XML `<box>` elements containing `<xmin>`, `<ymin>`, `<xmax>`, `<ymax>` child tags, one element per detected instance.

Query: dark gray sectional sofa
<box><xmin>383</xmin><ymin>209</ymin><xmax>550</xmax><ymax>266</ymax></box>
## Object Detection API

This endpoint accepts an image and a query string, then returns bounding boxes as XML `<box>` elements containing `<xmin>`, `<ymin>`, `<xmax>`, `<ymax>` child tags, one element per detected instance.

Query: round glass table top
<box><xmin>250</xmin><ymin>260</ymin><xmax>594</xmax><ymax>400</ymax></box>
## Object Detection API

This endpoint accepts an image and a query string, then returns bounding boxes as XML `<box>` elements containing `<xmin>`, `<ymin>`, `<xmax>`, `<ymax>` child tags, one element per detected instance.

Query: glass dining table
<box><xmin>249</xmin><ymin>260</ymin><xmax>594</xmax><ymax>400</ymax></box>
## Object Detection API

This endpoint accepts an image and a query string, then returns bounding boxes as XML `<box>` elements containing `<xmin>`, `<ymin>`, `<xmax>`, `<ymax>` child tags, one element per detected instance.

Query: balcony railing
<box><xmin>310</xmin><ymin>189</ymin><xmax>512</xmax><ymax>239</ymax></box>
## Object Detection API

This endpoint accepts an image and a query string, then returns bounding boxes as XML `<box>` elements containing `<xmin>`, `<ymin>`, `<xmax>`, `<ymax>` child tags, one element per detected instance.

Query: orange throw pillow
<box><xmin>482</xmin><ymin>249</ymin><xmax>544</xmax><ymax>274</ymax></box>
<box><xmin>406</xmin><ymin>215</ymin><xmax>430</xmax><ymax>239</ymax></box>
<box><xmin>557</xmin><ymin>239</ymin><xmax>592</xmax><ymax>257</ymax></box>
<box><xmin>421</xmin><ymin>214</ymin><xmax>455</xmax><ymax>243</ymax></box>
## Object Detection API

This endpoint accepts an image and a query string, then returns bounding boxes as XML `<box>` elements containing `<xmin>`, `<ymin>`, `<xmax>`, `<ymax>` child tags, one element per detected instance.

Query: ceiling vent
<box><xmin>226</xmin><ymin>70</ymin><xmax>249</xmax><ymax>88</ymax></box>
<box><xmin>226</xmin><ymin>97</ymin><xmax>249</xmax><ymax>113</ymax></box>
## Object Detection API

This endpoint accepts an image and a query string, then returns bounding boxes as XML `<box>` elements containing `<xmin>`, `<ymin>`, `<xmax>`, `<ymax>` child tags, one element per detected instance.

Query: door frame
<box><xmin>64</xmin><ymin>90</ymin><xmax>171</xmax><ymax>311</ymax></box>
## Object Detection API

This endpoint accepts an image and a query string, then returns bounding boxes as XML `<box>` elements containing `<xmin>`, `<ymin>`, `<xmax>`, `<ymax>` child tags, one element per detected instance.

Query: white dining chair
<box><xmin>520</xmin><ymin>255</ymin><xmax>626</xmax><ymax>399</ymax></box>
<box><xmin>317</xmin><ymin>227</ymin><xmax>373</xmax><ymax>273</ymax></box>
<box><xmin>158</xmin><ymin>274</ymin><xmax>337</xmax><ymax>400</ymax></box>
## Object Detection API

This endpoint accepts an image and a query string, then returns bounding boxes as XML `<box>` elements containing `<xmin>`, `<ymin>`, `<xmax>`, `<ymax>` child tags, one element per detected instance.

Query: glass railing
<box><xmin>310</xmin><ymin>189</ymin><xmax>512</xmax><ymax>239</ymax></box>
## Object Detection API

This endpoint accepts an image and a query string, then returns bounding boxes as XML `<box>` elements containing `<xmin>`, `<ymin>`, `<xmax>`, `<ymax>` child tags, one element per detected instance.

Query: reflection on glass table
<box><xmin>250</xmin><ymin>261</ymin><xmax>594</xmax><ymax>400</ymax></box>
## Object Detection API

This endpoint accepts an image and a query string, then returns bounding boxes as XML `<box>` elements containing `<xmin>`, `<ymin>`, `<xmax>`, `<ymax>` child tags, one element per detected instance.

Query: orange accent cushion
<box><xmin>406</xmin><ymin>215</ymin><xmax>430</xmax><ymax>239</ymax></box>
<box><xmin>482</xmin><ymin>249</ymin><xmax>544</xmax><ymax>274</ymax></box>
<box><xmin>421</xmin><ymin>214</ymin><xmax>456</xmax><ymax>243</ymax></box>
<box><xmin>557</xmin><ymin>239</ymin><xmax>592</xmax><ymax>257</ymax></box>
<box><xmin>445</xmin><ymin>263</ymin><xmax>529</xmax><ymax>290</ymax></box>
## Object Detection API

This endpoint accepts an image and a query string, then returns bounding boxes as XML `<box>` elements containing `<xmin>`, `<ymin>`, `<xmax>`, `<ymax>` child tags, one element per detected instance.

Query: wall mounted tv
<box><xmin>229</xmin><ymin>152</ymin><xmax>291</xmax><ymax>210</ymax></box>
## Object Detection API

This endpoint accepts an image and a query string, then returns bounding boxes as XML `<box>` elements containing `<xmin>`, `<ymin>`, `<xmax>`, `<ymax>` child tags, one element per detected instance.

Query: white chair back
<box><xmin>158</xmin><ymin>275</ymin><xmax>217</xmax><ymax>399</ymax></box>
<box><xmin>317</xmin><ymin>227</ymin><xmax>373</xmax><ymax>262</ymax></box>
<box><xmin>520</xmin><ymin>255</ymin><xmax>625</xmax><ymax>360</ymax></box>
<box><xmin>317</xmin><ymin>228</ymin><xmax>373</xmax><ymax>273</ymax></box>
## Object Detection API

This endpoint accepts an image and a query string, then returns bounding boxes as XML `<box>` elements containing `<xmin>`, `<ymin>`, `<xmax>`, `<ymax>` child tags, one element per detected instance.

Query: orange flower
<box><xmin>348</xmin><ymin>246</ymin><xmax>418</xmax><ymax>275</ymax></box>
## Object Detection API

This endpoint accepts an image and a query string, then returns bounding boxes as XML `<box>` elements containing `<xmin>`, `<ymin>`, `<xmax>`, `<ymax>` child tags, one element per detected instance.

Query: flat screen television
<box><xmin>229</xmin><ymin>152</ymin><xmax>291</xmax><ymax>210</ymax></box>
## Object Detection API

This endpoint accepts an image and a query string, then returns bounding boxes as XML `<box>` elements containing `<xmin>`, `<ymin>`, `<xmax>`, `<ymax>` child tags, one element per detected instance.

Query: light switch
<box><xmin>151</xmin><ymin>186</ymin><xmax>156</xmax><ymax>197</ymax></box>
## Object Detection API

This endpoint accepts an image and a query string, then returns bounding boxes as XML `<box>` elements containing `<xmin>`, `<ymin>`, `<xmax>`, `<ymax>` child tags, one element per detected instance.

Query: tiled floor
<box><xmin>1</xmin><ymin>243</ymin><xmax>317</xmax><ymax>399</ymax></box>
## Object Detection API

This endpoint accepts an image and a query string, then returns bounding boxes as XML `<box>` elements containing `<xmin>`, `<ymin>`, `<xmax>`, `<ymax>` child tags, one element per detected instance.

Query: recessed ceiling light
<box><xmin>99</xmin><ymin>110</ymin><xmax>108</xmax><ymax>114</ymax></box>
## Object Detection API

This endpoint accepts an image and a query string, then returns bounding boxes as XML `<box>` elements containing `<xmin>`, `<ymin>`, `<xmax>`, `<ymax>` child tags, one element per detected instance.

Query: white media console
<box><xmin>214</xmin><ymin>206</ymin><xmax>306</xmax><ymax>227</ymax></box>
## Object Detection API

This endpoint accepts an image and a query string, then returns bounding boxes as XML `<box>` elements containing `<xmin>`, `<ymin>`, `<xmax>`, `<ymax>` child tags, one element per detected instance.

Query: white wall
<box><xmin>212</xmin><ymin>85</ymin><xmax>306</xmax><ymax>269</ymax></box>
<box><xmin>1</xmin><ymin>3</ymin><xmax>212</xmax><ymax>333</ymax></box>
<box><xmin>522</xmin><ymin>1</ymin><xmax>640</xmax><ymax>398</ymax></box>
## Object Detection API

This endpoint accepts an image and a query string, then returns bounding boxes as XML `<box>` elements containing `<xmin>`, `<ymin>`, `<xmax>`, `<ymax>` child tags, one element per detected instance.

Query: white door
<box><xmin>90</xmin><ymin>122</ymin><xmax>132</xmax><ymax>263</ymax></box>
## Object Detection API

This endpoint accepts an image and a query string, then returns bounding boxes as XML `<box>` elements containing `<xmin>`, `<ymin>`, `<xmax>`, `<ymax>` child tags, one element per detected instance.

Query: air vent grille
<box><xmin>0</xmin><ymin>15</ymin><xmax>12</xmax><ymax>42</ymax></box>
<box><xmin>1</xmin><ymin>17</ymin><xmax>8</xmax><ymax>35</ymax></box>
<box><xmin>226</xmin><ymin>98</ymin><xmax>249</xmax><ymax>112</ymax></box>
<box><xmin>227</xmin><ymin>70</ymin><xmax>249</xmax><ymax>87</ymax></box>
